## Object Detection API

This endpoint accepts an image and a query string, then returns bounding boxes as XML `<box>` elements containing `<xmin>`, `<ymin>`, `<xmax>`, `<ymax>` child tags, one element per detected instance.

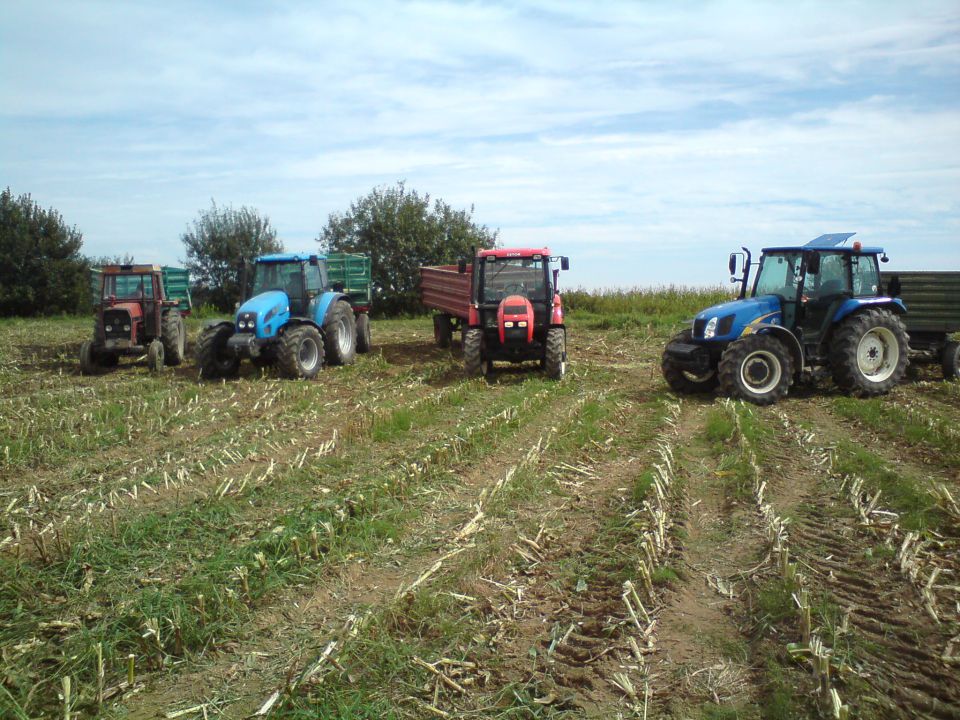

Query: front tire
<box><xmin>147</xmin><ymin>339</ymin><xmax>165</xmax><ymax>373</ymax></box>
<box><xmin>662</xmin><ymin>330</ymin><xmax>718</xmax><ymax>394</ymax></box>
<box><xmin>942</xmin><ymin>340</ymin><xmax>960</xmax><ymax>381</ymax></box>
<box><xmin>463</xmin><ymin>328</ymin><xmax>483</xmax><ymax>377</ymax></box>
<box><xmin>80</xmin><ymin>340</ymin><xmax>98</xmax><ymax>375</ymax></box>
<box><xmin>829</xmin><ymin>309</ymin><xmax>909</xmax><ymax>395</ymax></box>
<box><xmin>278</xmin><ymin>325</ymin><xmax>324</xmax><ymax>379</ymax></box>
<box><xmin>356</xmin><ymin>313</ymin><xmax>372</xmax><ymax>353</ymax></box>
<box><xmin>544</xmin><ymin>327</ymin><xmax>567</xmax><ymax>380</ymax></box>
<box><xmin>719</xmin><ymin>334</ymin><xmax>793</xmax><ymax>405</ymax></box>
<box><xmin>196</xmin><ymin>324</ymin><xmax>240</xmax><ymax>379</ymax></box>
<box><xmin>323</xmin><ymin>300</ymin><xmax>356</xmax><ymax>366</ymax></box>
<box><xmin>161</xmin><ymin>310</ymin><xmax>186</xmax><ymax>366</ymax></box>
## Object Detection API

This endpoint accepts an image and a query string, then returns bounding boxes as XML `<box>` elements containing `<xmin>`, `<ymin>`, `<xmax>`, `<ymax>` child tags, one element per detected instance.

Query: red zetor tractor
<box><xmin>80</xmin><ymin>264</ymin><xmax>191</xmax><ymax>374</ymax></box>
<box><xmin>421</xmin><ymin>248</ymin><xmax>570</xmax><ymax>378</ymax></box>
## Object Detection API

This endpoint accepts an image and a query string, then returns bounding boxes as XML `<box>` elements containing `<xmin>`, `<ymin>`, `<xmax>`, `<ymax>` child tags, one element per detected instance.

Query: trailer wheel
<box><xmin>662</xmin><ymin>330</ymin><xmax>718</xmax><ymax>394</ymax></box>
<box><xmin>433</xmin><ymin>314</ymin><xmax>452</xmax><ymax>348</ymax></box>
<box><xmin>324</xmin><ymin>300</ymin><xmax>356</xmax><ymax>366</ymax></box>
<box><xmin>79</xmin><ymin>340</ymin><xmax>99</xmax><ymax>375</ymax></box>
<box><xmin>464</xmin><ymin>328</ymin><xmax>483</xmax><ymax>377</ymax></box>
<box><xmin>161</xmin><ymin>310</ymin><xmax>186</xmax><ymax>366</ymax></box>
<box><xmin>943</xmin><ymin>340</ymin><xmax>960</xmax><ymax>380</ymax></box>
<box><xmin>719</xmin><ymin>334</ymin><xmax>793</xmax><ymax>405</ymax></box>
<box><xmin>544</xmin><ymin>327</ymin><xmax>567</xmax><ymax>380</ymax></box>
<box><xmin>147</xmin><ymin>339</ymin><xmax>165</xmax><ymax>373</ymax></box>
<box><xmin>356</xmin><ymin>314</ymin><xmax>372</xmax><ymax>353</ymax></box>
<box><xmin>829</xmin><ymin>309</ymin><xmax>908</xmax><ymax>395</ymax></box>
<box><xmin>278</xmin><ymin>325</ymin><xmax>324</xmax><ymax>379</ymax></box>
<box><xmin>196</xmin><ymin>324</ymin><xmax>240</xmax><ymax>379</ymax></box>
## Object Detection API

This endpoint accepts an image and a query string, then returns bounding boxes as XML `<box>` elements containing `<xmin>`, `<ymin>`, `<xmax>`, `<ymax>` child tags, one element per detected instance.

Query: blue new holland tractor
<box><xmin>196</xmin><ymin>252</ymin><xmax>372</xmax><ymax>379</ymax></box>
<box><xmin>662</xmin><ymin>234</ymin><xmax>910</xmax><ymax>405</ymax></box>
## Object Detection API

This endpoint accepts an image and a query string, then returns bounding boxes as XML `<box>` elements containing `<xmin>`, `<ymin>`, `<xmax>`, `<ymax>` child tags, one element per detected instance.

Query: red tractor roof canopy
<box><xmin>101</xmin><ymin>264</ymin><xmax>162</xmax><ymax>274</ymax></box>
<box><xmin>478</xmin><ymin>247</ymin><xmax>552</xmax><ymax>259</ymax></box>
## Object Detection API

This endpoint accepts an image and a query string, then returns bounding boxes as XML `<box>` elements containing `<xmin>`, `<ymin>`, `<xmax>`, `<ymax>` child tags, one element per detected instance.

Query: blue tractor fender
<box><xmin>749</xmin><ymin>323</ymin><xmax>804</xmax><ymax>374</ymax></box>
<box><xmin>310</xmin><ymin>291</ymin><xmax>351</xmax><ymax>328</ymax></box>
<box><xmin>832</xmin><ymin>297</ymin><xmax>906</xmax><ymax>324</ymax></box>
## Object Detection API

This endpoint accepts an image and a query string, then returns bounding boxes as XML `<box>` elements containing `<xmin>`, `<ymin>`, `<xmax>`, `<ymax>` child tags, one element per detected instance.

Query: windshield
<box><xmin>480</xmin><ymin>257</ymin><xmax>547</xmax><ymax>303</ymax></box>
<box><xmin>753</xmin><ymin>252</ymin><xmax>801</xmax><ymax>299</ymax></box>
<box><xmin>252</xmin><ymin>262</ymin><xmax>304</xmax><ymax>298</ymax></box>
<box><xmin>103</xmin><ymin>274</ymin><xmax>154</xmax><ymax>299</ymax></box>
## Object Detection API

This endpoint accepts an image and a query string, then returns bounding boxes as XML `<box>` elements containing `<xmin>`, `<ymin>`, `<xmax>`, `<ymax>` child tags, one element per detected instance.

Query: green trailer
<box><xmin>882</xmin><ymin>270</ymin><xmax>960</xmax><ymax>379</ymax></box>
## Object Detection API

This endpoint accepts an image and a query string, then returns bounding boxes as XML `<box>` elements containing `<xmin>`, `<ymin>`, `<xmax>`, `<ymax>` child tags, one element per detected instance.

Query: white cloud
<box><xmin>1</xmin><ymin>0</ymin><xmax>958</xmax><ymax>287</ymax></box>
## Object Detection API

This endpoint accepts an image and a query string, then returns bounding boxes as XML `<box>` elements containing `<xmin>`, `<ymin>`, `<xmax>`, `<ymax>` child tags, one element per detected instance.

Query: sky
<box><xmin>1</xmin><ymin>0</ymin><xmax>959</xmax><ymax>289</ymax></box>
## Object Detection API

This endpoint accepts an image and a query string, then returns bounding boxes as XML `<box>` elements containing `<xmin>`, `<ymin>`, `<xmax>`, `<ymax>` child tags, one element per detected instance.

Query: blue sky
<box><xmin>2</xmin><ymin>1</ymin><xmax>958</xmax><ymax>289</ymax></box>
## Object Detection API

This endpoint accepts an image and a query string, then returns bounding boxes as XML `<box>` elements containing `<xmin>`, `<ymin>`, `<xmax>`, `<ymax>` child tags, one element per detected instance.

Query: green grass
<box><xmin>832</xmin><ymin>440</ymin><xmax>949</xmax><ymax>532</ymax></box>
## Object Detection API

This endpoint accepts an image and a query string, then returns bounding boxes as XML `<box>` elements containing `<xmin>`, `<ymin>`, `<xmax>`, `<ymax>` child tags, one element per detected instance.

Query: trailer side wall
<box><xmin>882</xmin><ymin>271</ymin><xmax>960</xmax><ymax>334</ymax></box>
<box><xmin>420</xmin><ymin>265</ymin><xmax>473</xmax><ymax>320</ymax></box>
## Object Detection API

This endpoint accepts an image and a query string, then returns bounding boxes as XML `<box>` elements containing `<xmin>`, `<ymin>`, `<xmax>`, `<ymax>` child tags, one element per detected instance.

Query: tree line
<box><xmin>0</xmin><ymin>182</ymin><xmax>497</xmax><ymax>317</ymax></box>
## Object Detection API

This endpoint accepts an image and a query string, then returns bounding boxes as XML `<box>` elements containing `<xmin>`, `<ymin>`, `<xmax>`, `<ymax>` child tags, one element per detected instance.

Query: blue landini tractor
<box><xmin>662</xmin><ymin>234</ymin><xmax>909</xmax><ymax>405</ymax></box>
<box><xmin>196</xmin><ymin>252</ymin><xmax>372</xmax><ymax>379</ymax></box>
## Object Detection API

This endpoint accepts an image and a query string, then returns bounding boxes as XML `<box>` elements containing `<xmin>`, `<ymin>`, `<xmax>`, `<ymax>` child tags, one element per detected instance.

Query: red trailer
<box><xmin>420</xmin><ymin>248</ymin><xmax>570</xmax><ymax>378</ymax></box>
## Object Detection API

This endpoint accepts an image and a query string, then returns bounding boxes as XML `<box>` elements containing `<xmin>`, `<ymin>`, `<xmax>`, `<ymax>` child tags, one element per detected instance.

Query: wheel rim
<box><xmin>683</xmin><ymin>369</ymin><xmax>714</xmax><ymax>384</ymax></box>
<box><xmin>299</xmin><ymin>336</ymin><xmax>319</xmax><ymax>371</ymax></box>
<box><xmin>857</xmin><ymin>327</ymin><xmax>898</xmax><ymax>381</ymax></box>
<box><xmin>740</xmin><ymin>350</ymin><xmax>781</xmax><ymax>394</ymax></box>
<box><xmin>336</xmin><ymin>317</ymin><xmax>351</xmax><ymax>355</ymax></box>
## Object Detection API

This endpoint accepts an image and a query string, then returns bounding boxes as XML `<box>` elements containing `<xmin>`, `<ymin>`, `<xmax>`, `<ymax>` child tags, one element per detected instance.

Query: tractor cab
<box><xmin>727</xmin><ymin>234</ymin><xmax>893</xmax><ymax>361</ymax></box>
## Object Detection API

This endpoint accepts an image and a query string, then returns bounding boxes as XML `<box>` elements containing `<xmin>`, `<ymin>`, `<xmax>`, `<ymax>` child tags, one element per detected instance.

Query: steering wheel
<box><xmin>502</xmin><ymin>282</ymin><xmax>525</xmax><ymax>295</ymax></box>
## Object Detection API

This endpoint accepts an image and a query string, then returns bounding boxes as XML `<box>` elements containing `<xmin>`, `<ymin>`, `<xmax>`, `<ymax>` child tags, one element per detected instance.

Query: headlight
<box><xmin>105</xmin><ymin>325</ymin><xmax>112</xmax><ymax>332</ymax></box>
<box><xmin>123</xmin><ymin>325</ymin><xmax>130</xmax><ymax>331</ymax></box>
<box><xmin>504</xmin><ymin>321</ymin><xmax>514</xmax><ymax>328</ymax></box>
<box><xmin>239</xmin><ymin>320</ymin><xmax>247</xmax><ymax>329</ymax></box>
<box><xmin>704</xmin><ymin>317</ymin><xmax>718</xmax><ymax>339</ymax></box>
<box><xmin>518</xmin><ymin>321</ymin><xmax>528</xmax><ymax>327</ymax></box>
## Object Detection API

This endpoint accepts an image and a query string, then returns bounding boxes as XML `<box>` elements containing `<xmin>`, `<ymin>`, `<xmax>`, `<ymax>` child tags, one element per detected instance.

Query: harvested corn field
<box><xmin>0</xmin><ymin>312</ymin><xmax>957</xmax><ymax>719</ymax></box>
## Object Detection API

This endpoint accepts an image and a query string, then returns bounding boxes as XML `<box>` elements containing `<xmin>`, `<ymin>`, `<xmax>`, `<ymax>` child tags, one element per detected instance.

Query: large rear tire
<box><xmin>433</xmin><ymin>314</ymin><xmax>452</xmax><ymax>348</ymax></box>
<box><xmin>544</xmin><ymin>327</ymin><xmax>567</xmax><ymax>380</ymax></box>
<box><xmin>161</xmin><ymin>310</ymin><xmax>186</xmax><ymax>366</ymax></box>
<box><xmin>147</xmin><ymin>339</ymin><xmax>165</xmax><ymax>373</ymax></box>
<box><xmin>196</xmin><ymin>324</ymin><xmax>240</xmax><ymax>379</ymax></box>
<box><xmin>829</xmin><ymin>309</ymin><xmax>909</xmax><ymax>396</ymax></box>
<box><xmin>662</xmin><ymin>329</ymin><xmax>718</xmax><ymax>394</ymax></box>
<box><xmin>356</xmin><ymin>313</ymin><xmax>372</xmax><ymax>353</ymax></box>
<box><xmin>323</xmin><ymin>300</ymin><xmax>356</xmax><ymax>366</ymax></box>
<box><xmin>463</xmin><ymin>328</ymin><xmax>484</xmax><ymax>377</ymax></box>
<box><xmin>942</xmin><ymin>340</ymin><xmax>960</xmax><ymax>381</ymax></box>
<box><xmin>278</xmin><ymin>325</ymin><xmax>324</xmax><ymax>379</ymax></box>
<box><xmin>719</xmin><ymin>334</ymin><xmax>793</xmax><ymax>405</ymax></box>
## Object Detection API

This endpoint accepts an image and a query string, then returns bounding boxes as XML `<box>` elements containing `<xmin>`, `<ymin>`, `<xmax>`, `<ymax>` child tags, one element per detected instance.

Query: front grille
<box><xmin>103</xmin><ymin>311</ymin><xmax>130</xmax><ymax>339</ymax></box>
<box><xmin>693</xmin><ymin>318</ymin><xmax>706</xmax><ymax>338</ymax></box>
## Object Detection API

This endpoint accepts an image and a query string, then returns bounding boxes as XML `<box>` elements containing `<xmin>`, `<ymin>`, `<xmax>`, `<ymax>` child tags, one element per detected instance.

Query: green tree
<box><xmin>181</xmin><ymin>200</ymin><xmax>283</xmax><ymax>311</ymax></box>
<box><xmin>318</xmin><ymin>182</ymin><xmax>498</xmax><ymax>315</ymax></box>
<box><xmin>0</xmin><ymin>187</ymin><xmax>88</xmax><ymax>316</ymax></box>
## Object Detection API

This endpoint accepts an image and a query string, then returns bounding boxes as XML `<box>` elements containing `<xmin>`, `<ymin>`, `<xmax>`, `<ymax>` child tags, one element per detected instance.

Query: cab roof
<box><xmin>478</xmin><ymin>247</ymin><xmax>552</xmax><ymax>258</ymax></box>
<box><xmin>101</xmin><ymin>264</ymin><xmax>162</xmax><ymax>274</ymax></box>
<box><xmin>256</xmin><ymin>253</ymin><xmax>327</xmax><ymax>263</ymax></box>
<box><xmin>763</xmin><ymin>233</ymin><xmax>884</xmax><ymax>255</ymax></box>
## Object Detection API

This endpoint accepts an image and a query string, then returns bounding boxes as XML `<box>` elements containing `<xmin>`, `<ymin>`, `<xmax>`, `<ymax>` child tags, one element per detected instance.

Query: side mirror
<box><xmin>560</xmin><ymin>256</ymin><xmax>570</xmax><ymax>271</ymax></box>
<box><xmin>728</xmin><ymin>253</ymin><xmax>738</xmax><ymax>276</ymax></box>
<box><xmin>805</xmin><ymin>252</ymin><xmax>821</xmax><ymax>275</ymax></box>
<box><xmin>880</xmin><ymin>253</ymin><xmax>889</xmax><ymax>263</ymax></box>
<box><xmin>458</xmin><ymin>260</ymin><xmax>467</xmax><ymax>274</ymax></box>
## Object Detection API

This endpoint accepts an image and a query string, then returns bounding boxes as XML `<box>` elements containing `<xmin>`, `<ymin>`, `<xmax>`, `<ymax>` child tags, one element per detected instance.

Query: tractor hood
<box><xmin>236</xmin><ymin>290</ymin><xmax>290</xmax><ymax>339</ymax></box>
<box><xmin>692</xmin><ymin>295</ymin><xmax>782</xmax><ymax>341</ymax></box>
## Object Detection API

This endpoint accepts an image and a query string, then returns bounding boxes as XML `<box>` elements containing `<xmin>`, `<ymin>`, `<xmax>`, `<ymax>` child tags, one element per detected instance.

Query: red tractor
<box><xmin>421</xmin><ymin>248</ymin><xmax>570</xmax><ymax>378</ymax></box>
<box><xmin>80</xmin><ymin>264</ymin><xmax>191</xmax><ymax>374</ymax></box>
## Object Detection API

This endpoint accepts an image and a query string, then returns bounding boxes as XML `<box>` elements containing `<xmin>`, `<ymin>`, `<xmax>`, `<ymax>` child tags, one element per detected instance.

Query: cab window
<box><xmin>851</xmin><ymin>255</ymin><xmax>880</xmax><ymax>297</ymax></box>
